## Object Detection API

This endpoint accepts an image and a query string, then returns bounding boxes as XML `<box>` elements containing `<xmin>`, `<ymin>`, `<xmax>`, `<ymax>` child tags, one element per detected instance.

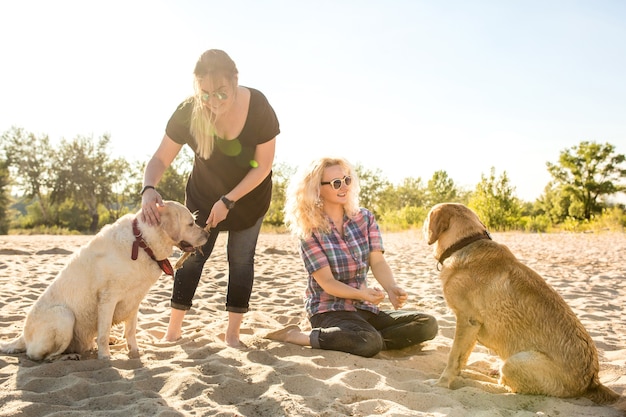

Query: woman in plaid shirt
<box><xmin>266</xmin><ymin>157</ymin><xmax>438</xmax><ymax>357</ymax></box>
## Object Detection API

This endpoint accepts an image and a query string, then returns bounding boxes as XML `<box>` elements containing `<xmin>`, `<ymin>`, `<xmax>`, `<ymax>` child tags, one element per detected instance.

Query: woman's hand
<box><xmin>140</xmin><ymin>135</ymin><xmax>182</xmax><ymax>226</ymax></box>
<box><xmin>361</xmin><ymin>287</ymin><xmax>385</xmax><ymax>305</ymax></box>
<box><xmin>206</xmin><ymin>199</ymin><xmax>230</xmax><ymax>228</ymax></box>
<box><xmin>141</xmin><ymin>188</ymin><xmax>164</xmax><ymax>225</ymax></box>
<box><xmin>386</xmin><ymin>285</ymin><xmax>408</xmax><ymax>309</ymax></box>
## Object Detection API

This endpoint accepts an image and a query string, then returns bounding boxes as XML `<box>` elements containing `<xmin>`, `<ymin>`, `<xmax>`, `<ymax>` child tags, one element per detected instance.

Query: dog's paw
<box><xmin>0</xmin><ymin>346</ymin><xmax>24</xmax><ymax>354</ymax></box>
<box><xmin>108</xmin><ymin>336</ymin><xmax>123</xmax><ymax>345</ymax></box>
<box><xmin>424</xmin><ymin>377</ymin><xmax>454</xmax><ymax>388</ymax></box>
<box><xmin>433</xmin><ymin>375</ymin><xmax>457</xmax><ymax>389</ymax></box>
<box><xmin>424</xmin><ymin>378</ymin><xmax>441</xmax><ymax>386</ymax></box>
<box><xmin>0</xmin><ymin>337</ymin><xmax>26</xmax><ymax>353</ymax></box>
<box><xmin>97</xmin><ymin>351</ymin><xmax>112</xmax><ymax>360</ymax></box>
<box><xmin>61</xmin><ymin>353</ymin><xmax>81</xmax><ymax>361</ymax></box>
<box><xmin>128</xmin><ymin>349</ymin><xmax>141</xmax><ymax>359</ymax></box>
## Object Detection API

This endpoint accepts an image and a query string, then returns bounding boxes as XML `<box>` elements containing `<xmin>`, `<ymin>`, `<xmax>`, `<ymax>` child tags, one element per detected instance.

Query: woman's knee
<box><xmin>350</xmin><ymin>330</ymin><xmax>384</xmax><ymax>358</ymax></box>
<box><xmin>420</xmin><ymin>314</ymin><xmax>439</xmax><ymax>341</ymax></box>
<box><xmin>317</xmin><ymin>327</ymin><xmax>383</xmax><ymax>357</ymax></box>
<box><xmin>227</xmin><ymin>243</ymin><xmax>256</xmax><ymax>265</ymax></box>
<box><xmin>227</xmin><ymin>218</ymin><xmax>263</xmax><ymax>264</ymax></box>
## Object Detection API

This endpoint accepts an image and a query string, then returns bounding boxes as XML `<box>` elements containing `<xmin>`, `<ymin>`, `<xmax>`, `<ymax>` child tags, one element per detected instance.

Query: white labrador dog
<box><xmin>0</xmin><ymin>200</ymin><xmax>208</xmax><ymax>361</ymax></box>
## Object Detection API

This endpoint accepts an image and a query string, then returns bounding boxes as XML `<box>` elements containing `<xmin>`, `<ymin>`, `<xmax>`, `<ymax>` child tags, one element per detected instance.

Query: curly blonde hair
<box><xmin>284</xmin><ymin>157</ymin><xmax>361</xmax><ymax>239</ymax></box>
<box><xmin>189</xmin><ymin>49</ymin><xmax>238</xmax><ymax>159</ymax></box>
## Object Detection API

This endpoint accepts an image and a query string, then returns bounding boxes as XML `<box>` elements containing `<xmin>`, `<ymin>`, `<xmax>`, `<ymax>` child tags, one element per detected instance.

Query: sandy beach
<box><xmin>0</xmin><ymin>231</ymin><xmax>624</xmax><ymax>417</ymax></box>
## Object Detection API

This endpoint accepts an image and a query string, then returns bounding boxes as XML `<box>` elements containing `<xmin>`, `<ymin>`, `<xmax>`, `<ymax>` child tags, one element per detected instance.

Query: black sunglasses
<box><xmin>321</xmin><ymin>176</ymin><xmax>352</xmax><ymax>190</ymax></box>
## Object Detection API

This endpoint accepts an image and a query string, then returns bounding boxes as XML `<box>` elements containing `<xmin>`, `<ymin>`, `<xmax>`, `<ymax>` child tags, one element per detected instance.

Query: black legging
<box><xmin>309</xmin><ymin>309</ymin><xmax>439</xmax><ymax>357</ymax></box>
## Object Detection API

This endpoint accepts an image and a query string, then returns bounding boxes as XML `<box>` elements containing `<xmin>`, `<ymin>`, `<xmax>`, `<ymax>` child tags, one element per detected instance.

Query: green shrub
<box><xmin>520</xmin><ymin>215</ymin><xmax>550</xmax><ymax>233</ymax></box>
<box><xmin>379</xmin><ymin>206</ymin><xmax>427</xmax><ymax>231</ymax></box>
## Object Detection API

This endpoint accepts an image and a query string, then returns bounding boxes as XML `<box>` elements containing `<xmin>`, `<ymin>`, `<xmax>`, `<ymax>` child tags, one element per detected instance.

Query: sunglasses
<box><xmin>321</xmin><ymin>176</ymin><xmax>352</xmax><ymax>190</ymax></box>
<box><xmin>200</xmin><ymin>91</ymin><xmax>228</xmax><ymax>102</ymax></box>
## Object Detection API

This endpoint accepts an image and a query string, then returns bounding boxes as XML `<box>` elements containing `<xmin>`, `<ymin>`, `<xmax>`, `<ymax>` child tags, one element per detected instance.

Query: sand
<box><xmin>0</xmin><ymin>231</ymin><xmax>624</xmax><ymax>417</ymax></box>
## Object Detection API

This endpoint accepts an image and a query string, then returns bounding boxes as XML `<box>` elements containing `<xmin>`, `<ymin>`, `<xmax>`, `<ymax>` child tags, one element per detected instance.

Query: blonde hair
<box><xmin>284</xmin><ymin>157</ymin><xmax>361</xmax><ymax>239</ymax></box>
<box><xmin>189</xmin><ymin>49</ymin><xmax>238</xmax><ymax>159</ymax></box>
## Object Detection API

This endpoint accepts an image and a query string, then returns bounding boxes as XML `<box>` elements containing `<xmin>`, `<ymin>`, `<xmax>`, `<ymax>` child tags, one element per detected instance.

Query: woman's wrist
<box><xmin>140</xmin><ymin>185</ymin><xmax>156</xmax><ymax>195</ymax></box>
<box><xmin>220</xmin><ymin>195</ymin><xmax>236</xmax><ymax>209</ymax></box>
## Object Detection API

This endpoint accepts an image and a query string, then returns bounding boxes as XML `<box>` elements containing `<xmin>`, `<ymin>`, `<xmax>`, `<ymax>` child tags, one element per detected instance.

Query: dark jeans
<box><xmin>309</xmin><ymin>309</ymin><xmax>439</xmax><ymax>358</ymax></box>
<box><xmin>170</xmin><ymin>216</ymin><xmax>264</xmax><ymax>313</ymax></box>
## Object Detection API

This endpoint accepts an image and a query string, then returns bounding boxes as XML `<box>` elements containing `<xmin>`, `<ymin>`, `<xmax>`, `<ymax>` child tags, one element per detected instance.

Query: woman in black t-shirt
<box><xmin>141</xmin><ymin>49</ymin><xmax>279</xmax><ymax>347</ymax></box>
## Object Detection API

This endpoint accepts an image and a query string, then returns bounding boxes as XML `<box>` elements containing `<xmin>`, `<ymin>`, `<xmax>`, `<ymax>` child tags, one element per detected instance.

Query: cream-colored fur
<box><xmin>424</xmin><ymin>203</ymin><xmax>622</xmax><ymax>406</ymax></box>
<box><xmin>0</xmin><ymin>201</ymin><xmax>208</xmax><ymax>361</ymax></box>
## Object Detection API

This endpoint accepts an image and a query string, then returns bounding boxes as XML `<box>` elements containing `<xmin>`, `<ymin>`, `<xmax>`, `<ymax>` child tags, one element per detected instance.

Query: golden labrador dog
<box><xmin>0</xmin><ymin>201</ymin><xmax>208</xmax><ymax>361</ymax></box>
<box><xmin>423</xmin><ymin>202</ymin><xmax>622</xmax><ymax>407</ymax></box>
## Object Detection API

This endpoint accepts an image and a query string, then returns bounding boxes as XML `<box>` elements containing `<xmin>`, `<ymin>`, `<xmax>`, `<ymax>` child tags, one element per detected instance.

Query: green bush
<box><xmin>9</xmin><ymin>225</ymin><xmax>82</xmax><ymax>235</ymax></box>
<box><xmin>379</xmin><ymin>206</ymin><xmax>427</xmax><ymax>231</ymax></box>
<box><xmin>519</xmin><ymin>215</ymin><xmax>550</xmax><ymax>233</ymax></box>
<box><xmin>587</xmin><ymin>207</ymin><xmax>626</xmax><ymax>232</ymax></box>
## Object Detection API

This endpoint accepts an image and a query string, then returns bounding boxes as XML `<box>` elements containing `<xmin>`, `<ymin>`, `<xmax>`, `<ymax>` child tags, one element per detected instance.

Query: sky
<box><xmin>1</xmin><ymin>0</ymin><xmax>625</xmax><ymax>202</ymax></box>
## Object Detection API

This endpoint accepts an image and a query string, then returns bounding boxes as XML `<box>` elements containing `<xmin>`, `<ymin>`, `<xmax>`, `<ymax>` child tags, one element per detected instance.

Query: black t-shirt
<box><xmin>165</xmin><ymin>87</ymin><xmax>280</xmax><ymax>230</ymax></box>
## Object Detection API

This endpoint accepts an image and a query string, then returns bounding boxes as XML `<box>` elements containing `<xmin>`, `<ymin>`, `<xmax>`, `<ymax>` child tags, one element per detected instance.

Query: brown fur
<box><xmin>424</xmin><ymin>203</ymin><xmax>622</xmax><ymax>407</ymax></box>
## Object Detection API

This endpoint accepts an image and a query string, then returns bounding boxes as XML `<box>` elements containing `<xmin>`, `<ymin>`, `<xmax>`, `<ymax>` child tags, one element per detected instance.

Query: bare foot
<box><xmin>225</xmin><ymin>337</ymin><xmax>244</xmax><ymax>348</ymax></box>
<box><xmin>164</xmin><ymin>309</ymin><xmax>186</xmax><ymax>342</ymax></box>
<box><xmin>264</xmin><ymin>325</ymin><xmax>302</xmax><ymax>343</ymax></box>
<box><xmin>229</xmin><ymin>340</ymin><xmax>248</xmax><ymax>349</ymax></box>
<box><xmin>162</xmin><ymin>333</ymin><xmax>181</xmax><ymax>342</ymax></box>
<box><xmin>218</xmin><ymin>333</ymin><xmax>247</xmax><ymax>349</ymax></box>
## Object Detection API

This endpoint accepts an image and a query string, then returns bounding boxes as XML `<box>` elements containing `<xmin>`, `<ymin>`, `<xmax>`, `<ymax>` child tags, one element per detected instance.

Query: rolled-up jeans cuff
<box><xmin>225</xmin><ymin>306</ymin><xmax>249</xmax><ymax>314</ymax></box>
<box><xmin>171</xmin><ymin>301</ymin><xmax>191</xmax><ymax>311</ymax></box>
<box><xmin>310</xmin><ymin>328</ymin><xmax>321</xmax><ymax>349</ymax></box>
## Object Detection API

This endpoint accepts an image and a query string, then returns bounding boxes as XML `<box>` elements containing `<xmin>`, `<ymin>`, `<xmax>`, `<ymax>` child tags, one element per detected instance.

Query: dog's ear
<box><xmin>158</xmin><ymin>202</ymin><xmax>181</xmax><ymax>243</ymax></box>
<box><xmin>426</xmin><ymin>204</ymin><xmax>451</xmax><ymax>245</ymax></box>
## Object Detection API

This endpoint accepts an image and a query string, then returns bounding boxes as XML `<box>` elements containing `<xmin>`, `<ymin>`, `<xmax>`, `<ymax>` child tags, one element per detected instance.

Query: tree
<box><xmin>151</xmin><ymin>146</ymin><xmax>193</xmax><ymax>204</ymax></box>
<box><xmin>156</xmin><ymin>166</ymin><xmax>188</xmax><ymax>204</ymax></box>
<box><xmin>395</xmin><ymin>177</ymin><xmax>426</xmax><ymax>208</ymax></box>
<box><xmin>0</xmin><ymin>161</ymin><xmax>10</xmax><ymax>234</ymax></box>
<box><xmin>52</xmin><ymin>134</ymin><xmax>130</xmax><ymax>232</ymax></box>
<box><xmin>354</xmin><ymin>164</ymin><xmax>391</xmax><ymax>219</ymax></box>
<box><xmin>101</xmin><ymin>158</ymin><xmax>141</xmax><ymax>225</ymax></box>
<box><xmin>1</xmin><ymin>127</ymin><xmax>56</xmax><ymax>225</ymax></box>
<box><xmin>425</xmin><ymin>170</ymin><xmax>459</xmax><ymax>207</ymax></box>
<box><xmin>264</xmin><ymin>162</ymin><xmax>295</xmax><ymax>226</ymax></box>
<box><xmin>534</xmin><ymin>182</ymin><xmax>572</xmax><ymax>224</ymax></box>
<box><xmin>468</xmin><ymin>167</ymin><xmax>521</xmax><ymax>230</ymax></box>
<box><xmin>546</xmin><ymin>141</ymin><xmax>626</xmax><ymax>220</ymax></box>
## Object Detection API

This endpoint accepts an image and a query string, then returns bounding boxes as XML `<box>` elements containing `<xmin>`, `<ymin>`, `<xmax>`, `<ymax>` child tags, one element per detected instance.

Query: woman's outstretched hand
<box><xmin>387</xmin><ymin>285</ymin><xmax>408</xmax><ymax>309</ymax></box>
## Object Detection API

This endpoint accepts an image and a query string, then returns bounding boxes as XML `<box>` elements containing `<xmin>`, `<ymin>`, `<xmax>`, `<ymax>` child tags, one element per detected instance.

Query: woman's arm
<box><xmin>369</xmin><ymin>251</ymin><xmax>407</xmax><ymax>309</ymax></box>
<box><xmin>207</xmin><ymin>137</ymin><xmax>276</xmax><ymax>227</ymax></box>
<box><xmin>141</xmin><ymin>134</ymin><xmax>183</xmax><ymax>225</ymax></box>
<box><xmin>312</xmin><ymin>266</ymin><xmax>385</xmax><ymax>305</ymax></box>
<box><xmin>226</xmin><ymin>137</ymin><xmax>275</xmax><ymax>202</ymax></box>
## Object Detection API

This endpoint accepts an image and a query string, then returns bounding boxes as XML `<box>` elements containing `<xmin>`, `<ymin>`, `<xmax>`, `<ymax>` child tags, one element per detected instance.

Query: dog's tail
<box><xmin>583</xmin><ymin>381</ymin><xmax>624</xmax><ymax>415</ymax></box>
<box><xmin>613</xmin><ymin>396</ymin><xmax>626</xmax><ymax>417</ymax></box>
<box><xmin>0</xmin><ymin>335</ymin><xmax>26</xmax><ymax>354</ymax></box>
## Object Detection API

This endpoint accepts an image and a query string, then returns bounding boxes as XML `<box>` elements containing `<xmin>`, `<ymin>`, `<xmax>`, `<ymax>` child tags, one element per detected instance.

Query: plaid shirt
<box><xmin>300</xmin><ymin>208</ymin><xmax>384</xmax><ymax>317</ymax></box>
